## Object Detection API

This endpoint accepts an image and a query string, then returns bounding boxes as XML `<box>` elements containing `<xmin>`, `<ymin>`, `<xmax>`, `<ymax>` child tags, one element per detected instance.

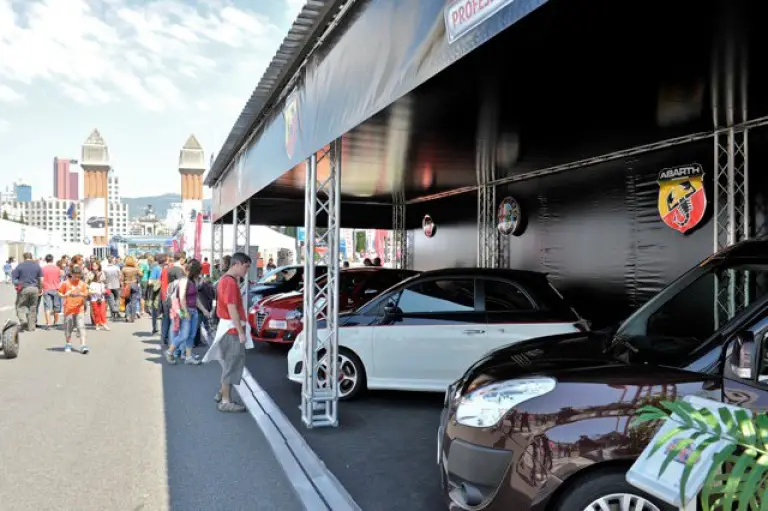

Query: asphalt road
<box><xmin>0</xmin><ymin>284</ymin><xmax>302</xmax><ymax>511</ymax></box>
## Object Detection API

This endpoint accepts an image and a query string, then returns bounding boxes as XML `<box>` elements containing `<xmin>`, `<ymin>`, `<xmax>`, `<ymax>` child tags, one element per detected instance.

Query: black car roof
<box><xmin>709</xmin><ymin>237</ymin><xmax>768</xmax><ymax>260</ymax></box>
<box><xmin>415</xmin><ymin>267</ymin><xmax>549</xmax><ymax>282</ymax></box>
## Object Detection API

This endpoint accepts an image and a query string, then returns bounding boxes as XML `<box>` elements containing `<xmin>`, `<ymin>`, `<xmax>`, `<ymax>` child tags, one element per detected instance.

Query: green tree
<box><xmin>1</xmin><ymin>211</ymin><xmax>8</xmax><ymax>220</ymax></box>
<box><xmin>355</xmin><ymin>231</ymin><xmax>366</xmax><ymax>254</ymax></box>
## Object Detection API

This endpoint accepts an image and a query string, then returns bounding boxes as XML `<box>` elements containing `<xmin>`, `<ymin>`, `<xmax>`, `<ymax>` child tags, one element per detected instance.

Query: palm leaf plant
<box><xmin>633</xmin><ymin>400</ymin><xmax>768</xmax><ymax>510</ymax></box>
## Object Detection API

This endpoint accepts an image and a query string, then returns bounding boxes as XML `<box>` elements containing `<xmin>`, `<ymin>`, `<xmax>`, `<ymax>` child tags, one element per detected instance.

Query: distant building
<box><xmin>108</xmin><ymin>170</ymin><xmax>120</xmax><ymax>202</ymax></box>
<box><xmin>68</xmin><ymin>172</ymin><xmax>79</xmax><ymax>201</ymax></box>
<box><xmin>53</xmin><ymin>157</ymin><xmax>78</xmax><ymax>200</ymax></box>
<box><xmin>3</xmin><ymin>198</ymin><xmax>82</xmax><ymax>243</ymax></box>
<box><xmin>14</xmin><ymin>182</ymin><xmax>31</xmax><ymax>202</ymax></box>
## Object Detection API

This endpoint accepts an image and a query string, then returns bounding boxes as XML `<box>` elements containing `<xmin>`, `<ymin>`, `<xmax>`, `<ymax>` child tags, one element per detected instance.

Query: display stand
<box><xmin>626</xmin><ymin>395</ymin><xmax>750</xmax><ymax>510</ymax></box>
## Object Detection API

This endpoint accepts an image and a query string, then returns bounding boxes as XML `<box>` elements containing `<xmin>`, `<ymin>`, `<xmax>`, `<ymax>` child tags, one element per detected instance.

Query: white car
<box><xmin>287</xmin><ymin>268</ymin><xmax>588</xmax><ymax>399</ymax></box>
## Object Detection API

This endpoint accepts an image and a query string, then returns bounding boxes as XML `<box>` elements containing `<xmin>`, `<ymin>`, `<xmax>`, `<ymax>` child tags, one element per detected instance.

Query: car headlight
<box><xmin>285</xmin><ymin>308</ymin><xmax>302</xmax><ymax>320</ymax></box>
<box><xmin>455</xmin><ymin>377</ymin><xmax>557</xmax><ymax>428</ymax></box>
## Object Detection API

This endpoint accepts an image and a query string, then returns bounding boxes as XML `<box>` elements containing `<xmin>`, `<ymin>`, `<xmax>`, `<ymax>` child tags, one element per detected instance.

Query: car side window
<box><xmin>397</xmin><ymin>279</ymin><xmax>475</xmax><ymax>314</ymax></box>
<box><xmin>483</xmin><ymin>279</ymin><xmax>535</xmax><ymax>312</ymax></box>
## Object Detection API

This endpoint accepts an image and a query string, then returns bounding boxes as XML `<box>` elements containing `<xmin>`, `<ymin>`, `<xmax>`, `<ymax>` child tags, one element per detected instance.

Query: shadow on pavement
<box><xmin>136</xmin><ymin>332</ymin><xmax>302</xmax><ymax>511</ymax></box>
<box><xmin>246</xmin><ymin>342</ymin><xmax>446</xmax><ymax>511</ymax></box>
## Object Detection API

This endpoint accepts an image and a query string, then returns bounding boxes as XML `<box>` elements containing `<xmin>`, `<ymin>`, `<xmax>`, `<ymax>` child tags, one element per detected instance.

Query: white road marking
<box><xmin>0</xmin><ymin>305</ymin><xmax>12</xmax><ymax>312</ymax></box>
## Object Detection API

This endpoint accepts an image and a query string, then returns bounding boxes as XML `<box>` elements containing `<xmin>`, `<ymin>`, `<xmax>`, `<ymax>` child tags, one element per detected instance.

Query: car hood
<box><xmin>459</xmin><ymin>331</ymin><xmax>708</xmax><ymax>393</ymax></box>
<box><xmin>258</xmin><ymin>291</ymin><xmax>302</xmax><ymax>310</ymax></box>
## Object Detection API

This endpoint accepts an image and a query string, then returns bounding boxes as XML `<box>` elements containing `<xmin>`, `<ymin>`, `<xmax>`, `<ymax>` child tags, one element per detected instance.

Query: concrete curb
<box><xmin>235</xmin><ymin>367</ymin><xmax>362</xmax><ymax>511</ymax></box>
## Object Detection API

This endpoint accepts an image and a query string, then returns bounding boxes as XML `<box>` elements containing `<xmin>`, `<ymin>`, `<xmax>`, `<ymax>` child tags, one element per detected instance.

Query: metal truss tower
<box><xmin>477</xmin><ymin>85</ymin><xmax>499</xmax><ymax>268</ymax></box>
<box><xmin>212</xmin><ymin>220</ymin><xmax>223</xmax><ymax>266</ymax></box>
<box><xmin>713</xmin><ymin>2</ymin><xmax>750</xmax><ymax>328</ymax></box>
<box><xmin>392</xmin><ymin>191</ymin><xmax>407</xmax><ymax>269</ymax></box>
<box><xmin>301</xmin><ymin>140</ymin><xmax>342</xmax><ymax>428</ymax></box>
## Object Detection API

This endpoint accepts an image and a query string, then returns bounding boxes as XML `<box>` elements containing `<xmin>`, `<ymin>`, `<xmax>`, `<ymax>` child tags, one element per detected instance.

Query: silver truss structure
<box><xmin>212</xmin><ymin>220</ymin><xmax>223</xmax><ymax>267</ymax></box>
<box><xmin>712</xmin><ymin>3</ymin><xmax>750</xmax><ymax>328</ymax></box>
<box><xmin>476</xmin><ymin>85</ymin><xmax>499</xmax><ymax>268</ymax></box>
<box><xmin>392</xmin><ymin>191</ymin><xmax>407</xmax><ymax>269</ymax></box>
<box><xmin>301</xmin><ymin>139</ymin><xmax>342</xmax><ymax>428</ymax></box>
<box><xmin>234</xmin><ymin>202</ymin><xmax>250</xmax><ymax>254</ymax></box>
<box><xmin>233</xmin><ymin>201</ymin><xmax>252</xmax><ymax>305</ymax></box>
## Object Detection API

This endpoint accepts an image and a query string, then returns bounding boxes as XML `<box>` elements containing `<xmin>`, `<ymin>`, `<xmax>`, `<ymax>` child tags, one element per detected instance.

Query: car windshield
<box><xmin>614</xmin><ymin>255</ymin><xmax>768</xmax><ymax>365</ymax></box>
<box><xmin>258</xmin><ymin>267</ymin><xmax>298</xmax><ymax>285</ymax></box>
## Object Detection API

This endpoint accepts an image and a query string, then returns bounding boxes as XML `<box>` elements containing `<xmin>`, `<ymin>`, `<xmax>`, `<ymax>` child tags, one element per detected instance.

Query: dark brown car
<box><xmin>439</xmin><ymin>239</ymin><xmax>768</xmax><ymax>511</ymax></box>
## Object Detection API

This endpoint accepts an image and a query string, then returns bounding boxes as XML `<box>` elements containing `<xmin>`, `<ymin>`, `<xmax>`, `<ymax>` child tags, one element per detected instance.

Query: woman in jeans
<box><xmin>165</xmin><ymin>259</ymin><xmax>202</xmax><ymax>366</ymax></box>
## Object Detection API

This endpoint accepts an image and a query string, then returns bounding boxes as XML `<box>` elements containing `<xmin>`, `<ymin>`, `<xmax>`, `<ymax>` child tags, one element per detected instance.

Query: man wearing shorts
<box><xmin>59</xmin><ymin>265</ymin><xmax>89</xmax><ymax>354</ymax></box>
<box><xmin>41</xmin><ymin>254</ymin><xmax>62</xmax><ymax>328</ymax></box>
<box><xmin>213</xmin><ymin>252</ymin><xmax>251</xmax><ymax>413</ymax></box>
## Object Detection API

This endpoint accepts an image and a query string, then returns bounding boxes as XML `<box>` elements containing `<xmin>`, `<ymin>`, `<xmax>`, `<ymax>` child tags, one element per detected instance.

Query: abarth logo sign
<box><xmin>657</xmin><ymin>163</ymin><xmax>707</xmax><ymax>234</ymax></box>
<box><xmin>283</xmin><ymin>91</ymin><xmax>300</xmax><ymax>159</ymax></box>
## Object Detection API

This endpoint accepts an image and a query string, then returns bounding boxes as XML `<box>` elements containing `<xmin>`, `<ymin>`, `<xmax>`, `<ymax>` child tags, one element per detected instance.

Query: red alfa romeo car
<box><xmin>248</xmin><ymin>267</ymin><xmax>417</xmax><ymax>344</ymax></box>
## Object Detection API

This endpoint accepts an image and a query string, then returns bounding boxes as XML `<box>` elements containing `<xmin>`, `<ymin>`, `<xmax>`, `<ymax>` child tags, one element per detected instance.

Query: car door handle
<box><xmin>462</xmin><ymin>329</ymin><xmax>485</xmax><ymax>335</ymax></box>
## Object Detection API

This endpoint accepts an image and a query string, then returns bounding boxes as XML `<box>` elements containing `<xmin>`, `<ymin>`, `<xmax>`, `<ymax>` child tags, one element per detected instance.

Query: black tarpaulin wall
<box><xmin>412</xmin><ymin>141</ymin><xmax>715</xmax><ymax>328</ymax></box>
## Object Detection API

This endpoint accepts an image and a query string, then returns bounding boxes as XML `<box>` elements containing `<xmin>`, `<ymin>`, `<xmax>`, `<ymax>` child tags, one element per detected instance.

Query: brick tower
<box><xmin>80</xmin><ymin>129</ymin><xmax>111</xmax><ymax>246</ymax></box>
<box><xmin>178</xmin><ymin>135</ymin><xmax>206</xmax><ymax>251</ymax></box>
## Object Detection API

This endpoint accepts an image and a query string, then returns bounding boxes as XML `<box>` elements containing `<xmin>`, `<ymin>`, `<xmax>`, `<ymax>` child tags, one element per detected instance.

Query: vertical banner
<box><xmin>181</xmin><ymin>199</ymin><xmax>202</xmax><ymax>257</ymax></box>
<box><xmin>172</xmin><ymin>239</ymin><xmax>179</xmax><ymax>253</ymax></box>
<box><xmin>194</xmin><ymin>212</ymin><xmax>203</xmax><ymax>260</ymax></box>
<box><xmin>83</xmin><ymin>197</ymin><xmax>107</xmax><ymax>239</ymax></box>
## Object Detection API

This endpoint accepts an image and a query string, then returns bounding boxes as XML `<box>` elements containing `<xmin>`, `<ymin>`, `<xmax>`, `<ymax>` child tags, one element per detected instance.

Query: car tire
<box><xmin>338</xmin><ymin>348</ymin><xmax>367</xmax><ymax>401</ymax></box>
<box><xmin>2</xmin><ymin>324</ymin><xmax>20</xmax><ymax>359</ymax></box>
<box><xmin>554</xmin><ymin>468</ymin><xmax>673</xmax><ymax>511</ymax></box>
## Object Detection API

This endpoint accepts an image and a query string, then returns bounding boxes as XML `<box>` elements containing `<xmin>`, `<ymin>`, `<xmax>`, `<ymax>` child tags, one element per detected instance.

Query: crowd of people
<box><xmin>5</xmin><ymin>250</ymin><xmax>252</xmax><ymax>413</ymax></box>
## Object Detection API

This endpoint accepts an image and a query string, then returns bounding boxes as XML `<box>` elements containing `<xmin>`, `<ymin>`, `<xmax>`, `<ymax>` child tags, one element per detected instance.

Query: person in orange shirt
<box><xmin>59</xmin><ymin>265</ymin><xmax>90</xmax><ymax>354</ymax></box>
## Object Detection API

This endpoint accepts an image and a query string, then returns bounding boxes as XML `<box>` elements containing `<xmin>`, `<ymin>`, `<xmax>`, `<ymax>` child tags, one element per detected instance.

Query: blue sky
<box><xmin>0</xmin><ymin>0</ymin><xmax>305</xmax><ymax>199</ymax></box>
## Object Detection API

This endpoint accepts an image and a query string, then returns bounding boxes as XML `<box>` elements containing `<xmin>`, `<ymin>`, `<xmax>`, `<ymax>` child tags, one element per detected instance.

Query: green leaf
<box><xmin>736</xmin><ymin>409</ymin><xmax>758</xmax><ymax>445</ymax></box>
<box><xmin>755</xmin><ymin>414</ymin><xmax>768</xmax><ymax>449</ymax></box>
<box><xmin>676</xmin><ymin>401</ymin><xmax>712</xmax><ymax>432</ymax></box>
<box><xmin>648</xmin><ymin>426</ymin><xmax>686</xmax><ymax>458</ymax></box>
<box><xmin>698</xmin><ymin>407</ymin><xmax>723</xmax><ymax>436</ymax></box>
<box><xmin>663</xmin><ymin>400</ymin><xmax>694</xmax><ymax>427</ymax></box>
<box><xmin>738</xmin><ymin>454</ymin><xmax>768</xmax><ymax>511</ymax></box>
<box><xmin>702</xmin><ymin>444</ymin><xmax>738</xmax><ymax>511</ymax></box>
<box><xmin>719</xmin><ymin>407</ymin><xmax>738</xmax><ymax>439</ymax></box>
<box><xmin>679</xmin><ymin>436</ymin><xmax>719</xmax><ymax>504</ymax></box>
<box><xmin>632</xmin><ymin>412</ymin><xmax>666</xmax><ymax>427</ymax></box>
<box><xmin>722</xmin><ymin>450</ymin><xmax>757</xmax><ymax>511</ymax></box>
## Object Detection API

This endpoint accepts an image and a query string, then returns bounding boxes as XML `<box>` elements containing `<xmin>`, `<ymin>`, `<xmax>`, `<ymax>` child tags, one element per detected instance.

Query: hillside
<box><xmin>122</xmin><ymin>193</ymin><xmax>212</xmax><ymax>219</ymax></box>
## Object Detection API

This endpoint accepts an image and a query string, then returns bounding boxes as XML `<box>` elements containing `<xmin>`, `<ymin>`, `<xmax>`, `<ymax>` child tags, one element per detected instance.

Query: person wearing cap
<box><xmin>58</xmin><ymin>264</ymin><xmax>90</xmax><ymax>354</ymax></box>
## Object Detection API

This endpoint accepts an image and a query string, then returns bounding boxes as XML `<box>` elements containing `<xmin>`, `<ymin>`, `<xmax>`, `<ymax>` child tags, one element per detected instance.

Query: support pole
<box><xmin>713</xmin><ymin>0</ymin><xmax>749</xmax><ymax>328</ymax></box>
<box><xmin>301</xmin><ymin>140</ymin><xmax>342</xmax><ymax>428</ymax></box>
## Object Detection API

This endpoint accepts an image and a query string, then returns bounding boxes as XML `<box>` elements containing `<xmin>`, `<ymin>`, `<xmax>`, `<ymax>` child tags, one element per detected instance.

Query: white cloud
<box><xmin>0</xmin><ymin>83</ymin><xmax>23</xmax><ymax>104</ymax></box>
<box><xmin>0</xmin><ymin>0</ymin><xmax>288</xmax><ymax>112</ymax></box>
<box><xmin>0</xmin><ymin>119</ymin><xmax>9</xmax><ymax>134</ymax></box>
<box><xmin>285</xmin><ymin>0</ymin><xmax>306</xmax><ymax>21</ymax></box>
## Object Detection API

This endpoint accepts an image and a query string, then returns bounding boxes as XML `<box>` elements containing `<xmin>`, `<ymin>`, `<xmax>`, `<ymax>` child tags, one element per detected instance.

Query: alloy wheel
<box><xmin>316</xmin><ymin>353</ymin><xmax>358</xmax><ymax>397</ymax></box>
<box><xmin>583</xmin><ymin>493</ymin><xmax>661</xmax><ymax>511</ymax></box>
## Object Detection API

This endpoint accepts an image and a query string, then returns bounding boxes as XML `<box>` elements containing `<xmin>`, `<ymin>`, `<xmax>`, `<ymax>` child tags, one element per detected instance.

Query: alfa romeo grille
<box><xmin>256</xmin><ymin>312</ymin><xmax>267</xmax><ymax>331</ymax></box>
